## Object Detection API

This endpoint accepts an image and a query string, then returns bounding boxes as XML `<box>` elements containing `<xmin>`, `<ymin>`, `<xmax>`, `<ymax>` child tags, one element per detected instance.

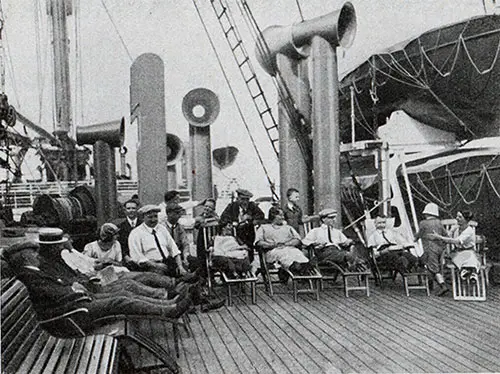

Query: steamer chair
<box><xmin>442</xmin><ymin>219</ymin><xmax>488</xmax><ymax>301</ymax></box>
<box><xmin>199</xmin><ymin>221</ymin><xmax>257</xmax><ymax>306</ymax></box>
<box><xmin>365</xmin><ymin>218</ymin><xmax>430</xmax><ymax>296</ymax></box>
<box><xmin>303</xmin><ymin>216</ymin><xmax>370</xmax><ymax>297</ymax></box>
<box><xmin>255</xmin><ymin>222</ymin><xmax>322</xmax><ymax>302</ymax></box>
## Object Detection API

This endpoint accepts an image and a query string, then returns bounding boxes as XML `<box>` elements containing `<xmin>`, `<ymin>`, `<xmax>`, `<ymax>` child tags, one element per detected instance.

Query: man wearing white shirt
<box><xmin>303</xmin><ymin>208</ymin><xmax>364</xmax><ymax>270</ymax></box>
<box><xmin>366</xmin><ymin>215</ymin><xmax>417</xmax><ymax>274</ymax></box>
<box><xmin>129</xmin><ymin>205</ymin><xmax>187</xmax><ymax>277</ymax></box>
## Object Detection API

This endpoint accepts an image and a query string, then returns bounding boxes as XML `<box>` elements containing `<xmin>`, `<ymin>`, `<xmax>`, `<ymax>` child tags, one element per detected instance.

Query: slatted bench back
<box><xmin>1</xmin><ymin>278</ymin><xmax>118</xmax><ymax>374</ymax></box>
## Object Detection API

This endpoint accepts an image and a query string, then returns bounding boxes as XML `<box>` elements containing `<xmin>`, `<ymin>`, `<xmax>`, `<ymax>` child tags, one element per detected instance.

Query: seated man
<box><xmin>210</xmin><ymin>220</ymin><xmax>252</xmax><ymax>279</ymax></box>
<box><xmin>255</xmin><ymin>206</ymin><xmax>312</xmax><ymax>283</ymax></box>
<box><xmin>76</xmin><ymin>224</ymin><xmax>224</xmax><ymax>313</ymax></box>
<box><xmin>302</xmin><ymin>208</ymin><xmax>366</xmax><ymax>271</ymax></box>
<box><xmin>366</xmin><ymin>215</ymin><xmax>418</xmax><ymax>275</ymax></box>
<box><xmin>128</xmin><ymin>205</ymin><xmax>187</xmax><ymax>277</ymax></box>
<box><xmin>2</xmin><ymin>240</ymin><xmax>192</xmax><ymax>328</ymax></box>
<box><xmin>221</xmin><ymin>188</ymin><xmax>265</xmax><ymax>261</ymax></box>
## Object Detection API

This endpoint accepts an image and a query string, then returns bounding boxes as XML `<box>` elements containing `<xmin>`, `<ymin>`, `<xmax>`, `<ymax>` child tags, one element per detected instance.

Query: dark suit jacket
<box><xmin>283</xmin><ymin>203</ymin><xmax>303</xmax><ymax>235</ymax></box>
<box><xmin>17</xmin><ymin>265</ymin><xmax>93</xmax><ymax>319</ymax></box>
<box><xmin>220</xmin><ymin>201</ymin><xmax>265</xmax><ymax>224</ymax></box>
<box><xmin>113</xmin><ymin>217</ymin><xmax>143</xmax><ymax>258</ymax></box>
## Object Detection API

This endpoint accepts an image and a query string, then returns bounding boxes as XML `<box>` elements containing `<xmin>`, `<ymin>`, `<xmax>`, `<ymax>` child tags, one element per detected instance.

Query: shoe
<box><xmin>200</xmin><ymin>298</ymin><xmax>226</xmax><ymax>313</ymax></box>
<box><xmin>428</xmin><ymin>279</ymin><xmax>434</xmax><ymax>291</ymax></box>
<box><xmin>469</xmin><ymin>272</ymin><xmax>478</xmax><ymax>284</ymax></box>
<box><xmin>277</xmin><ymin>268</ymin><xmax>289</xmax><ymax>284</ymax></box>
<box><xmin>164</xmin><ymin>296</ymin><xmax>192</xmax><ymax>318</ymax></box>
<box><xmin>178</xmin><ymin>272</ymin><xmax>200</xmax><ymax>284</ymax></box>
<box><xmin>460</xmin><ymin>269</ymin><xmax>470</xmax><ymax>280</ymax></box>
<box><xmin>435</xmin><ymin>284</ymin><xmax>449</xmax><ymax>297</ymax></box>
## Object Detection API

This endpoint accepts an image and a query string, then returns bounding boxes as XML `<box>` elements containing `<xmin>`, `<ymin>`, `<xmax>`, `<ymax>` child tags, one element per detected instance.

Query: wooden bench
<box><xmin>1</xmin><ymin>277</ymin><xmax>182</xmax><ymax>374</ymax></box>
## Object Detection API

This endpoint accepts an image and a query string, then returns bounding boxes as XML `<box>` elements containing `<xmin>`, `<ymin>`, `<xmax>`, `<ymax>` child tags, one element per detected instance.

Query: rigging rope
<box><xmin>294</xmin><ymin>0</ymin><xmax>305</xmax><ymax>22</ymax></box>
<box><xmin>235</xmin><ymin>0</ymin><xmax>313</xmax><ymax>163</ymax></box>
<box><xmin>192</xmin><ymin>0</ymin><xmax>278</xmax><ymax>200</ymax></box>
<box><xmin>99</xmin><ymin>0</ymin><xmax>133</xmax><ymax>63</ymax></box>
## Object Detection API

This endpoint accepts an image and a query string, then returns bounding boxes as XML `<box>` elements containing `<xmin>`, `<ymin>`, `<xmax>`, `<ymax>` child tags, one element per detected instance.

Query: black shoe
<box><xmin>178</xmin><ymin>272</ymin><xmax>200</xmax><ymax>284</ymax></box>
<box><xmin>165</xmin><ymin>297</ymin><xmax>192</xmax><ymax>318</ymax></box>
<box><xmin>278</xmin><ymin>268</ymin><xmax>289</xmax><ymax>284</ymax></box>
<box><xmin>428</xmin><ymin>279</ymin><xmax>434</xmax><ymax>291</ymax></box>
<box><xmin>435</xmin><ymin>284</ymin><xmax>449</xmax><ymax>296</ymax></box>
<box><xmin>201</xmin><ymin>298</ymin><xmax>226</xmax><ymax>313</ymax></box>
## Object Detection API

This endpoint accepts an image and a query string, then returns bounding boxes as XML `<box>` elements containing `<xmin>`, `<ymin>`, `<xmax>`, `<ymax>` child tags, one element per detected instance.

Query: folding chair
<box><xmin>199</xmin><ymin>221</ymin><xmax>257</xmax><ymax>306</ymax></box>
<box><xmin>302</xmin><ymin>217</ymin><xmax>370</xmax><ymax>297</ymax></box>
<box><xmin>256</xmin><ymin>224</ymin><xmax>322</xmax><ymax>302</ymax></box>
<box><xmin>365</xmin><ymin>218</ymin><xmax>429</xmax><ymax>296</ymax></box>
<box><xmin>443</xmin><ymin>221</ymin><xmax>488</xmax><ymax>301</ymax></box>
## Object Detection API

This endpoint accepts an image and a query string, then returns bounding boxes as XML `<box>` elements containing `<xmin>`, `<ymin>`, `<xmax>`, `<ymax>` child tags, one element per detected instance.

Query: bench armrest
<box><xmin>38</xmin><ymin>306</ymin><xmax>90</xmax><ymax>338</ymax></box>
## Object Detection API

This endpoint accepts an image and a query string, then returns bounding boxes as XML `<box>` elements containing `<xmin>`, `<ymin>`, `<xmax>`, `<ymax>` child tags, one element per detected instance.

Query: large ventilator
<box><xmin>255</xmin><ymin>3</ymin><xmax>357</xmax><ymax>220</ymax></box>
<box><xmin>182</xmin><ymin>88</ymin><xmax>220</xmax><ymax>201</ymax></box>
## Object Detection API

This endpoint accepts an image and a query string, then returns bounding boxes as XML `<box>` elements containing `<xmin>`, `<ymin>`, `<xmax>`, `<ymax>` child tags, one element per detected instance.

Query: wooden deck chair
<box><xmin>255</xmin><ymin>223</ymin><xmax>322</xmax><ymax>302</ymax></box>
<box><xmin>303</xmin><ymin>217</ymin><xmax>370</xmax><ymax>297</ymax></box>
<box><xmin>200</xmin><ymin>221</ymin><xmax>257</xmax><ymax>306</ymax></box>
<box><xmin>442</xmin><ymin>221</ymin><xmax>488</xmax><ymax>301</ymax></box>
<box><xmin>364</xmin><ymin>218</ymin><xmax>429</xmax><ymax>296</ymax></box>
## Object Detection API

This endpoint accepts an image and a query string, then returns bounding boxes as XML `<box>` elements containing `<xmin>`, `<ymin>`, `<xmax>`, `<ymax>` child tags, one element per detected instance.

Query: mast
<box><xmin>47</xmin><ymin>0</ymin><xmax>72</xmax><ymax>137</ymax></box>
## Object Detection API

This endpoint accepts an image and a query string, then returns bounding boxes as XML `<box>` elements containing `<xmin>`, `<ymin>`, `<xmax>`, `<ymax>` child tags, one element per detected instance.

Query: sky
<box><xmin>1</xmin><ymin>0</ymin><xmax>491</xmax><ymax>197</ymax></box>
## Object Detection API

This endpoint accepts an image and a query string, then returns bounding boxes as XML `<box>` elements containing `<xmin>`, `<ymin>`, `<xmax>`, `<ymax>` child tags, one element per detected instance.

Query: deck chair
<box><xmin>199</xmin><ymin>221</ymin><xmax>257</xmax><ymax>306</ymax></box>
<box><xmin>303</xmin><ymin>216</ymin><xmax>370</xmax><ymax>297</ymax></box>
<box><xmin>255</xmin><ymin>223</ymin><xmax>322</xmax><ymax>302</ymax></box>
<box><xmin>365</xmin><ymin>218</ymin><xmax>429</xmax><ymax>296</ymax></box>
<box><xmin>442</xmin><ymin>220</ymin><xmax>488</xmax><ymax>301</ymax></box>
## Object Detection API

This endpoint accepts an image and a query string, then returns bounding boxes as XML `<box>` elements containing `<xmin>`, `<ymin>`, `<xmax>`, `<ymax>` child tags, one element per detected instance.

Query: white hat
<box><xmin>36</xmin><ymin>227</ymin><xmax>68</xmax><ymax>244</ymax></box>
<box><xmin>422</xmin><ymin>203</ymin><xmax>439</xmax><ymax>217</ymax></box>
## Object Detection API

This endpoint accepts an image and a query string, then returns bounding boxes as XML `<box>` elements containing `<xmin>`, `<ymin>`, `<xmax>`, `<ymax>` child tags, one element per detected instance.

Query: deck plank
<box><xmin>133</xmin><ymin>283</ymin><xmax>500</xmax><ymax>374</ymax></box>
<box><xmin>358</xmin><ymin>288</ymin><xmax>498</xmax><ymax>371</ymax></box>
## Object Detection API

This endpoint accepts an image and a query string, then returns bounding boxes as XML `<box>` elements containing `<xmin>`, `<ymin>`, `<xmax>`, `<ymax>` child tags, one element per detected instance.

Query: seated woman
<box><xmin>210</xmin><ymin>220</ymin><xmax>251</xmax><ymax>279</ymax></box>
<box><xmin>428</xmin><ymin>210</ymin><xmax>481</xmax><ymax>282</ymax></box>
<box><xmin>255</xmin><ymin>206</ymin><xmax>312</xmax><ymax>283</ymax></box>
<box><xmin>83</xmin><ymin>223</ymin><xmax>123</xmax><ymax>269</ymax></box>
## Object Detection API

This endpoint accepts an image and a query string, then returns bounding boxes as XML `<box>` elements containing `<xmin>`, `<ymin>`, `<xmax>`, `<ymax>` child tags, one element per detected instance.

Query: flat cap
<box><xmin>138</xmin><ymin>204</ymin><xmax>161</xmax><ymax>215</ymax></box>
<box><xmin>165</xmin><ymin>202</ymin><xmax>185</xmax><ymax>213</ymax></box>
<box><xmin>236</xmin><ymin>188</ymin><xmax>253</xmax><ymax>198</ymax></box>
<box><xmin>318</xmin><ymin>208</ymin><xmax>338</xmax><ymax>218</ymax></box>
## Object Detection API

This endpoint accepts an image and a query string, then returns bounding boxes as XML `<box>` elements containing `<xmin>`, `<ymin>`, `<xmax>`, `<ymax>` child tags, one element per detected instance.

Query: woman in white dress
<box><xmin>429</xmin><ymin>210</ymin><xmax>481</xmax><ymax>282</ymax></box>
<box><xmin>255</xmin><ymin>206</ymin><xmax>311</xmax><ymax>282</ymax></box>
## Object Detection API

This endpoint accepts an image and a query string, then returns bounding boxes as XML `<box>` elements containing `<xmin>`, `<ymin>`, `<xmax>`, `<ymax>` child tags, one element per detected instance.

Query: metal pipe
<box><xmin>130</xmin><ymin>53</ymin><xmax>169</xmax><ymax>205</ymax></box>
<box><xmin>311</xmin><ymin>36</ymin><xmax>341</xmax><ymax>225</ymax></box>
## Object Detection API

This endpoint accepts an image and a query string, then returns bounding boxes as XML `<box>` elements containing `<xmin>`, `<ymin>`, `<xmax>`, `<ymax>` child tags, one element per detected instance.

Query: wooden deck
<box><xmin>131</xmin><ymin>281</ymin><xmax>500</xmax><ymax>374</ymax></box>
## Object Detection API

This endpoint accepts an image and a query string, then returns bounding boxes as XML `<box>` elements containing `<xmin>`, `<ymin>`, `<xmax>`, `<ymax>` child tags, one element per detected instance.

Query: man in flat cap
<box><xmin>164</xmin><ymin>202</ymin><xmax>196</xmax><ymax>271</ymax></box>
<box><xmin>303</xmin><ymin>208</ymin><xmax>366</xmax><ymax>271</ymax></box>
<box><xmin>220</xmin><ymin>188</ymin><xmax>264</xmax><ymax>259</ymax></box>
<box><xmin>128</xmin><ymin>204</ymin><xmax>188</xmax><ymax>277</ymax></box>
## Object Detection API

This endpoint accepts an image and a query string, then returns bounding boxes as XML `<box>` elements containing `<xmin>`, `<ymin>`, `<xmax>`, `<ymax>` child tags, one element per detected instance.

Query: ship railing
<box><xmin>1</xmin><ymin>180</ymin><xmax>139</xmax><ymax>209</ymax></box>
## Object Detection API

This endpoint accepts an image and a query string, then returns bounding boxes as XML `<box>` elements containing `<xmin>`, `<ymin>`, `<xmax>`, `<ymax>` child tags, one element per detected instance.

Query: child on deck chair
<box><xmin>210</xmin><ymin>220</ymin><xmax>252</xmax><ymax>279</ymax></box>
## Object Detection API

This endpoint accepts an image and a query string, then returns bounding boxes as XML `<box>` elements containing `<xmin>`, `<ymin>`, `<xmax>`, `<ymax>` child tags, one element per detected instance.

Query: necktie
<box><xmin>328</xmin><ymin>227</ymin><xmax>332</xmax><ymax>243</ymax></box>
<box><xmin>152</xmin><ymin>229</ymin><xmax>168</xmax><ymax>262</ymax></box>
